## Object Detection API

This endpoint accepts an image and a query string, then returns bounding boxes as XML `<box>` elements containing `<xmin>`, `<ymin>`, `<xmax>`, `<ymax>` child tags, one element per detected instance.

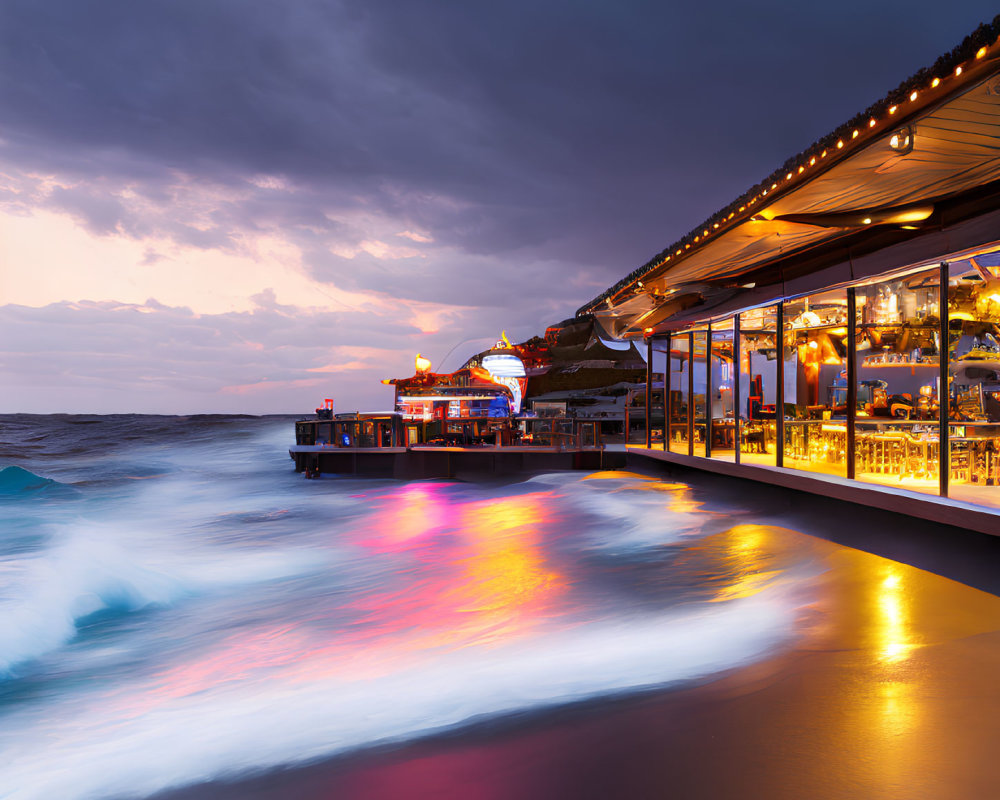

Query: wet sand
<box><xmin>158</xmin><ymin>474</ymin><xmax>1000</xmax><ymax>800</ymax></box>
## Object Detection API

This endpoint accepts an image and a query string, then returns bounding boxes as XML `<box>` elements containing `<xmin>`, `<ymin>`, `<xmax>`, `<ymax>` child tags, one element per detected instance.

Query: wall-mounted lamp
<box><xmin>888</xmin><ymin>125</ymin><xmax>914</xmax><ymax>155</ymax></box>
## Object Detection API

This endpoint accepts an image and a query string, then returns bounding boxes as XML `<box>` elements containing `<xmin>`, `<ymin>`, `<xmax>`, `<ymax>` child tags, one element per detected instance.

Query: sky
<box><xmin>1</xmin><ymin>1</ymin><xmax>998</xmax><ymax>414</ymax></box>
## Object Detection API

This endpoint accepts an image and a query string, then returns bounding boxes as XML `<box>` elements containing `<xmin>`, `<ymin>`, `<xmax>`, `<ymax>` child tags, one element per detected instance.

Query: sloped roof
<box><xmin>580</xmin><ymin>16</ymin><xmax>1000</xmax><ymax>336</ymax></box>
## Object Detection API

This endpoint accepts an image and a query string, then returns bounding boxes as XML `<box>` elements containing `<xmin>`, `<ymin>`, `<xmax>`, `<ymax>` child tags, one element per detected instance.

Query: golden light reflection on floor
<box><xmin>710</xmin><ymin>524</ymin><xmax>785</xmax><ymax>602</ymax></box>
<box><xmin>877</xmin><ymin>569</ymin><xmax>918</xmax><ymax>664</ymax></box>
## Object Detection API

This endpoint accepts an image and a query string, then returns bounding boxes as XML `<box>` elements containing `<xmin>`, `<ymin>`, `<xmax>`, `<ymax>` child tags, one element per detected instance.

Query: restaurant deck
<box><xmin>289</xmin><ymin>443</ymin><xmax>621</xmax><ymax>479</ymax></box>
<box><xmin>626</xmin><ymin>444</ymin><xmax>999</xmax><ymax>536</ymax></box>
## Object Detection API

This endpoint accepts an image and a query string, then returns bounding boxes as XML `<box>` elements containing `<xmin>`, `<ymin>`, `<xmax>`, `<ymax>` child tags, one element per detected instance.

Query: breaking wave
<box><xmin>1</xmin><ymin>590</ymin><xmax>795</xmax><ymax>800</ymax></box>
<box><xmin>0</xmin><ymin>415</ymin><xmax>813</xmax><ymax>800</ymax></box>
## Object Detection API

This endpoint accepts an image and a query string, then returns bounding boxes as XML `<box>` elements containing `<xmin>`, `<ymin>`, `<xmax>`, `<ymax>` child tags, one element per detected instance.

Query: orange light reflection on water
<box><xmin>711</xmin><ymin>524</ymin><xmax>783</xmax><ymax>602</ymax></box>
<box><xmin>120</xmin><ymin>486</ymin><xmax>569</xmax><ymax>715</ymax></box>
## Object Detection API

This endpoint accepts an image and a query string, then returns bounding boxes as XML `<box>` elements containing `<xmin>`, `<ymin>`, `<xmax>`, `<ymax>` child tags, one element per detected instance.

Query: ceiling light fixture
<box><xmin>888</xmin><ymin>125</ymin><xmax>914</xmax><ymax>154</ymax></box>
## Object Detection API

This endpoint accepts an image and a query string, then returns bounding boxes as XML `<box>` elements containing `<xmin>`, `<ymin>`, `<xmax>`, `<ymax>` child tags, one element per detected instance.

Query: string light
<box><xmin>587</xmin><ymin>36</ymin><xmax>1000</xmax><ymax>313</ymax></box>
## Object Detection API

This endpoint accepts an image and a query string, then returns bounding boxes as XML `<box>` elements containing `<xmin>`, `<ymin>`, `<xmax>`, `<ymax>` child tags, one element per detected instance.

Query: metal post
<box><xmin>734</xmin><ymin>315</ymin><xmax>741</xmax><ymax>465</ymax></box>
<box><xmin>664</xmin><ymin>333</ymin><xmax>671</xmax><ymax>451</ymax></box>
<box><xmin>776</xmin><ymin>302</ymin><xmax>785</xmax><ymax>468</ymax></box>
<box><xmin>847</xmin><ymin>288</ymin><xmax>857</xmax><ymax>480</ymax></box>
<box><xmin>705</xmin><ymin>323</ymin><xmax>713</xmax><ymax>459</ymax></box>
<box><xmin>939</xmin><ymin>261</ymin><xmax>950</xmax><ymax>497</ymax></box>
<box><xmin>687</xmin><ymin>332</ymin><xmax>695</xmax><ymax>457</ymax></box>
<box><xmin>645</xmin><ymin>337</ymin><xmax>652</xmax><ymax>449</ymax></box>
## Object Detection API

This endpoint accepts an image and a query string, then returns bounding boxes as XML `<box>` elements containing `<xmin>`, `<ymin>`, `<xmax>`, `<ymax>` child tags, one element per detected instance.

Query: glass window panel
<box><xmin>669</xmin><ymin>334</ymin><xmax>690</xmax><ymax>454</ymax></box>
<box><xmin>739</xmin><ymin>306</ymin><xmax>778</xmax><ymax>466</ymax></box>
<box><xmin>692</xmin><ymin>330</ymin><xmax>708</xmax><ymax>457</ymax></box>
<box><xmin>782</xmin><ymin>289</ymin><xmax>849</xmax><ymax>477</ymax></box>
<box><xmin>710</xmin><ymin>321</ymin><xmax>736</xmax><ymax>461</ymax></box>
<box><xmin>854</xmin><ymin>267</ymin><xmax>941</xmax><ymax>494</ymax></box>
<box><xmin>650</xmin><ymin>338</ymin><xmax>668</xmax><ymax>445</ymax></box>
<box><xmin>947</xmin><ymin>257</ymin><xmax>1000</xmax><ymax>509</ymax></box>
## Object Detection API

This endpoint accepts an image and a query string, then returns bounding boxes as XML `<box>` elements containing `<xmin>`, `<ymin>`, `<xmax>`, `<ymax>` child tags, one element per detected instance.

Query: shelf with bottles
<box><xmin>859</xmin><ymin>359</ymin><xmax>939</xmax><ymax>368</ymax></box>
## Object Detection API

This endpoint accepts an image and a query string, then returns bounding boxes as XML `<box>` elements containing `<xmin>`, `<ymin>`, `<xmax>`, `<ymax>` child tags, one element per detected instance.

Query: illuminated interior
<box><xmin>853</xmin><ymin>266</ymin><xmax>941</xmax><ymax>495</ymax></box>
<box><xmin>710</xmin><ymin>318</ymin><xmax>736</xmax><ymax>462</ymax></box>
<box><xmin>585</xmin><ymin>32</ymin><xmax>1000</xmax><ymax>513</ymax></box>
<box><xmin>637</xmin><ymin>250</ymin><xmax>1000</xmax><ymax>510</ymax></box>
<box><xmin>947</xmin><ymin>258</ymin><xmax>1000</xmax><ymax>507</ymax></box>
<box><xmin>782</xmin><ymin>288</ymin><xmax>849</xmax><ymax>479</ymax></box>
<box><xmin>668</xmin><ymin>334</ymin><xmax>690</xmax><ymax>455</ymax></box>
<box><xmin>739</xmin><ymin>305</ymin><xmax>778</xmax><ymax>467</ymax></box>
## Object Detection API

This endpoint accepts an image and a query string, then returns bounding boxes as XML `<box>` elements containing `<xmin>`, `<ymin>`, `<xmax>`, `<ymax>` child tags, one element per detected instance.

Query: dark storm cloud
<box><xmin>2</xmin><ymin>0</ymin><xmax>999</xmax><ymax>305</ymax></box>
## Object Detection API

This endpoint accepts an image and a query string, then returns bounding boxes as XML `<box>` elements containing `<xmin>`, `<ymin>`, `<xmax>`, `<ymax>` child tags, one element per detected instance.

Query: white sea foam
<box><xmin>0</xmin><ymin>423</ymin><xmax>807</xmax><ymax>800</ymax></box>
<box><xmin>0</xmin><ymin>590</ymin><xmax>795</xmax><ymax>800</ymax></box>
<box><xmin>0</xmin><ymin>528</ymin><xmax>328</xmax><ymax>675</ymax></box>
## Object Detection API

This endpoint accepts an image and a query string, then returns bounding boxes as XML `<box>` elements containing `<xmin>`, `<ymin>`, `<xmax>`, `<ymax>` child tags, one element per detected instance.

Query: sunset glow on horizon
<box><xmin>2</xmin><ymin>1</ymin><xmax>996</xmax><ymax>414</ymax></box>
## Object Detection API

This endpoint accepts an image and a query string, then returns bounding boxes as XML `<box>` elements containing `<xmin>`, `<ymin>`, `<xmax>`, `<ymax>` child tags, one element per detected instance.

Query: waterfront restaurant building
<box><xmin>580</xmin><ymin>20</ymin><xmax>1000</xmax><ymax>535</ymax></box>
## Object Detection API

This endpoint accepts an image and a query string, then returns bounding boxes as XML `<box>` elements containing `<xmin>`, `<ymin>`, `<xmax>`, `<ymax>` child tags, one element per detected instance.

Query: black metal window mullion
<box><xmin>776</xmin><ymin>302</ymin><xmax>784</xmax><ymax>468</ymax></box>
<box><xmin>734</xmin><ymin>315</ymin><xmax>741</xmax><ymax>465</ymax></box>
<box><xmin>687</xmin><ymin>332</ymin><xmax>695</xmax><ymax>457</ymax></box>
<box><xmin>939</xmin><ymin>261</ymin><xmax>950</xmax><ymax>497</ymax></box>
<box><xmin>705</xmin><ymin>323</ymin><xmax>712</xmax><ymax>459</ymax></box>
<box><xmin>663</xmin><ymin>333</ymin><xmax>671</xmax><ymax>452</ymax></box>
<box><xmin>847</xmin><ymin>288</ymin><xmax>857</xmax><ymax>480</ymax></box>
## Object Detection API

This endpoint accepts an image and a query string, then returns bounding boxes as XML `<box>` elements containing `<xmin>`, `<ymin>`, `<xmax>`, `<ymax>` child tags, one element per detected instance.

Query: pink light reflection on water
<box><xmin>340</xmin><ymin>485</ymin><xmax>570</xmax><ymax>655</ymax></box>
<box><xmin>116</xmin><ymin>484</ymin><xmax>572</xmax><ymax>715</ymax></box>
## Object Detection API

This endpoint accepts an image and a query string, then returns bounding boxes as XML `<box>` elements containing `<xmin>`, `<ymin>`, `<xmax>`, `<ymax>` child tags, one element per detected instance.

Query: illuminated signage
<box><xmin>482</xmin><ymin>354</ymin><xmax>527</xmax><ymax>413</ymax></box>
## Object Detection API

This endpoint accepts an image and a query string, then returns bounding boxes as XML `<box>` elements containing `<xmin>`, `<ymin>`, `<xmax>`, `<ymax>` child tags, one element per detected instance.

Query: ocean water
<box><xmin>0</xmin><ymin>415</ymin><xmax>817</xmax><ymax>800</ymax></box>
